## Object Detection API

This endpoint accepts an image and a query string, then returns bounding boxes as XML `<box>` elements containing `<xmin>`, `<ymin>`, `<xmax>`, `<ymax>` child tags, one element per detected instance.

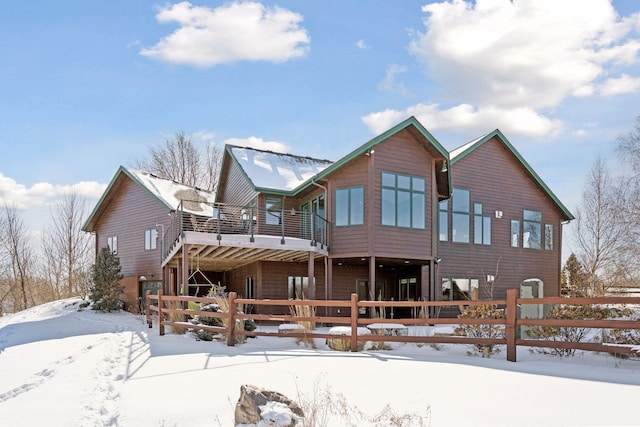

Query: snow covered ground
<box><xmin>1</xmin><ymin>298</ymin><xmax>639</xmax><ymax>426</ymax></box>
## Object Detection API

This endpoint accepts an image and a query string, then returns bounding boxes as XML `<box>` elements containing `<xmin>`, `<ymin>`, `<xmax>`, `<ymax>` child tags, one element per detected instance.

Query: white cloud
<box><xmin>355</xmin><ymin>39</ymin><xmax>368</xmax><ymax>49</ymax></box>
<box><xmin>362</xmin><ymin>103</ymin><xmax>563</xmax><ymax>137</ymax></box>
<box><xmin>598</xmin><ymin>73</ymin><xmax>640</xmax><ymax>95</ymax></box>
<box><xmin>365</xmin><ymin>0</ymin><xmax>640</xmax><ymax>138</ymax></box>
<box><xmin>224</xmin><ymin>136</ymin><xmax>291</xmax><ymax>154</ymax></box>
<box><xmin>141</xmin><ymin>1</ymin><xmax>310</xmax><ymax>66</ymax></box>
<box><xmin>0</xmin><ymin>173</ymin><xmax>106</xmax><ymax>210</ymax></box>
<box><xmin>377</xmin><ymin>64</ymin><xmax>411</xmax><ymax>97</ymax></box>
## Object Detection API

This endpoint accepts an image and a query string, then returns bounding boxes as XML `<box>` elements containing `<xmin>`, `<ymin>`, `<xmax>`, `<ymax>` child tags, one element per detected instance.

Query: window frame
<box><xmin>523</xmin><ymin>209</ymin><xmax>543</xmax><ymax>249</ymax></box>
<box><xmin>381</xmin><ymin>172</ymin><xmax>426</xmax><ymax>229</ymax></box>
<box><xmin>451</xmin><ymin>188</ymin><xmax>470</xmax><ymax>243</ymax></box>
<box><xmin>473</xmin><ymin>203</ymin><xmax>491</xmax><ymax>245</ymax></box>
<box><xmin>544</xmin><ymin>223</ymin><xmax>554</xmax><ymax>250</ymax></box>
<box><xmin>438</xmin><ymin>199</ymin><xmax>449</xmax><ymax>241</ymax></box>
<box><xmin>265</xmin><ymin>196</ymin><xmax>283</xmax><ymax>225</ymax></box>
<box><xmin>107</xmin><ymin>236</ymin><xmax>118</xmax><ymax>254</ymax></box>
<box><xmin>144</xmin><ymin>229</ymin><xmax>157</xmax><ymax>251</ymax></box>
<box><xmin>335</xmin><ymin>186</ymin><xmax>364</xmax><ymax>226</ymax></box>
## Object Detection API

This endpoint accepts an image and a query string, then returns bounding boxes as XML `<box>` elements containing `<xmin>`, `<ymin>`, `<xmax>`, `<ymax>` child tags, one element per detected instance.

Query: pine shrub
<box><xmin>454</xmin><ymin>304</ymin><xmax>505</xmax><ymax>357</ymax></box>
<box><xmin>89</xmin><ymin>247</ymin><xmax>124</xmax><ymax>312</ymax></box>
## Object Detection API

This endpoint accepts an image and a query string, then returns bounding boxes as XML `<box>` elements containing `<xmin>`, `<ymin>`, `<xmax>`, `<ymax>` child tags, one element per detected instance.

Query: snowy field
<box><xmin>1</xmin><ymin>298</ymin><xmax>639</xmax><ymax>426</ymax></box>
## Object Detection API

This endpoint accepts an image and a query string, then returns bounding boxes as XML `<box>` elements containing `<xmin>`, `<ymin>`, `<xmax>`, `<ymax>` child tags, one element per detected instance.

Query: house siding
<box><xmin>93</xmin><ymin>177</ymin><xmax>171</xmax><ymax>309</ymax></box>
<box><xmin>217</xmin><ymin>156</ymin><xmax>258</xmax><ymax>206</ymax></box>
<box><xmin>438</xmin><ymin>136</ymin><xmax>565</xmax><ymax>299</ymax></box>
<box><xmin>327</xmin><ymin>129</ymin><xmax>436</xmax><ymax>261</ymax></box>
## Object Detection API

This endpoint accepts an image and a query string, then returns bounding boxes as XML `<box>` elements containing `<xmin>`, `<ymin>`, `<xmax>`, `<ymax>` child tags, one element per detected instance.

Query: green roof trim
<box><xmin>82</xmin><ymin>166</ymin><xmax>175</xmax><ymax>232</ymax></box>
<box><xmin>450</xmin><ymin>129</ymin><xmax>574</xmax><ymax>221</ymax></box>
<box><xmin>299</xmin><ymin>116</ymin><xmax>450</xmax><ymax>195</ymax></box>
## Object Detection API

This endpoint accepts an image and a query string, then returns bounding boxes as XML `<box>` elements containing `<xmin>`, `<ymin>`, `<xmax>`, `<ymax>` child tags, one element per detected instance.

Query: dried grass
<box><xmin>290</xmin><ymin>302</ymin><xmax>316</xmax><ymax>347</ymax></box>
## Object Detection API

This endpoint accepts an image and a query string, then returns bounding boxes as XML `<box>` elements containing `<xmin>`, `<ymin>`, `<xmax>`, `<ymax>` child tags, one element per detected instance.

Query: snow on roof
<box><xmin>230</xmin><ymin>146</ymin><xmax>333</xmax><ymax>192</ymax></box>
<box><xmin>128</xmin><ymin>169</ymin><xmax>217</xmax><ymax>216</ymax></box>
<box><xmin>449</xmin><ymin>133</ymin><xmax>487</xmax><ymax>160</ymax></box>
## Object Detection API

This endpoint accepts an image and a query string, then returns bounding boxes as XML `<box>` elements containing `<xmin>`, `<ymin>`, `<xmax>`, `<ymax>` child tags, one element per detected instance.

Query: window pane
<box><xmin>523</xmin><ymin>221</ymin><xmax>541</xmax><ymax>249</ymax></box>
<box><xmin>412</xmin><ymin>177</ymin><xmax>425</xmax><ymax>192</ymax></box>
<box><xmin>524</xmin><ymin>210</ymin><xmax>542</xmax><ymax>222</ymax></box>
<box><xmin>452</xmin><ymin>188</ymin><xmax>469</xmax><ymax>213</ymax></box>
<box><xmin>382</xmin><ymin>188</ymin><xmax>396</xmax><ymax>226</ymax></box>
<box><xmin>439</xmin><ymin>200</ymin><xmax>448</xmax><ymax>241</ymax></box>
<box><xmin>266</xmin><ymin>197</ymin><xmax>282</xmax><ymax>225</ymax></box>
<box><xmin>483</xmin><ymin>217</ymin><xmax>491</xmax><ymax>245</ymax></box>
<box><xmin>335</xmin><ymin>189</ymin><xmax>349</xmax><ymax>226</ymax></box>
<box><xmin>350</xmin><ymin>187</ymin><xmax>364</xmax><ymax>225</ymax></box>
<box><xmin>382</xmin><ymin>172</ymin><xmax>395</xmax><ymax>187</ymax></box>
<box><xmin>511</xmin><ymin>220</ymin><xmax>520</xmax><ymax>247</ymax></box>
<box><xmin>397</xmin><ymin>175</ymin><xmax>411</xmax><ymax>189</ymax></box>
<box><xmin>397</xmin><ymin>190</ymin><xmax>411</xmax><ymax>227</ymax></box>
<box><xmin>474</xmin><ymin>214</ymin><xmax>483</xmax><ymax>244</ymax></box>
<box><xmin>545</xmin><ymin>224</ymin><xmax>554</xmax><ymax>250</ymax></box>
<box><xmin>452</xmin><ymin>213</ymin><xmax>470</xmax><ymax>243</ymax></box>
<box><xmin>412</xmin><ymin>193</ymin><xmax>425</xmax><ymax>229</ymax></box>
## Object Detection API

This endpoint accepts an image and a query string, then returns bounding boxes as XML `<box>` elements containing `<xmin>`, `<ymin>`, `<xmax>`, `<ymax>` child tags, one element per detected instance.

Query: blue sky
<box><xmin>1</xmin><ymin>0</ymin><xmax>640</xmax><ymax>251</ymax></box>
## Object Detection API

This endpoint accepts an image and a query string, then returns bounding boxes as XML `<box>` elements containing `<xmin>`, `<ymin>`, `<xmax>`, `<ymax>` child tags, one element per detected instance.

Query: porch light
<box><xmin>441</xmin><ymin>161</ymin><xmax>448</xmax><ymax>172</ymax></box>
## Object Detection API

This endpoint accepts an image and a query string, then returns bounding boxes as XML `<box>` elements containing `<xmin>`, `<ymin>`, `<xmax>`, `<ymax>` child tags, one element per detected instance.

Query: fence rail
<box><xmin>145</xmin><ymin>289</ymin><xmax>640</xmax><ymax>362</ymax></box>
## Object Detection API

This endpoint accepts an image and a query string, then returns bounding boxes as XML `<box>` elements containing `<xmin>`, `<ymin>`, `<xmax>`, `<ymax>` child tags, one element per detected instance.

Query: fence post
<box><xmin>227</xmin><ymin>292</ymin><xmax>237</xmax><ymax>347</ymax></box>
<box><xmin>506</xmin><ymin>289</ymin><xmax>517</xmax><ymax>362</ymax></box>
<box><xmin>350</xmin><ymin>293</ymin><xmax>358</xmax><ymax>352</ymax></box>
<box><xmin>146</xmin><ymin>290</ymin><xmax>152</xmax><ymax>328</ymax></box>
<box><xmin>158</xmin><ymin>290</ymin><xmax>165</xmax><ymax>336</ymax></box>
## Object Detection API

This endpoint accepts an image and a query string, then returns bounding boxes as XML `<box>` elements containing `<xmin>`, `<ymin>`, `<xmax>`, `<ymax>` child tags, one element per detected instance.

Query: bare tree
<box><xmin>616</xmin><ymin>116</ymin><xmax>640</xmax><ymax>283</ymax></box>
<box><xmin>0</xmin><ymin>203</ymin><xmax>35</xmax><ymax>310</ymax></box>
<box><xmin>617</xmin><ymin>115</ymin><xmax>640</xmax><ymax>173</ymax></box>
<box><xmin>573</xmin><ymin>157</ymin><xmax>629</xmax><ymax>295</ymax></box>
<box><xmin>135</xmin><ymin>131</ymin><xmax>222</xmax><ymax>192</ymax></box>
<box><xmin>41</xmin><ymin>191</ymin><xmax>94</xmax><ymax>299</ymax></box>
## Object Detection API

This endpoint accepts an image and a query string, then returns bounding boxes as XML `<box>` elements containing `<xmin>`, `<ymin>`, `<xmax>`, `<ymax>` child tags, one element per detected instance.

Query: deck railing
<box><xmin>161</xmin><ymin>200</ymin><xmax>329</xmax><ymax>260</ymax></box>
<box><xmin>146</xmin><ymin>289</ymin><xmax>640</xmax><ymax>362</ymax></box>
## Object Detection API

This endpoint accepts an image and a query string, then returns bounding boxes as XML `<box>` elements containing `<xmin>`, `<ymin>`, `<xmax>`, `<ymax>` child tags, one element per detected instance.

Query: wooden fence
<box><xmin>145</xmin><ymin>289</ymin><xmax>640</xmax><ymax>362</ymax></box>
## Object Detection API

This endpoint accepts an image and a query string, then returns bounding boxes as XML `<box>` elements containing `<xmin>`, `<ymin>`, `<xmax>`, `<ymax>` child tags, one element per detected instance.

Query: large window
<box><xmin>381</xmin><ymin>172</ymin><xmax>426</xmax><ymax>229</ymax></box>
<box><xmin>107</xmin><ymin>236</ymin><xmax>118</xmax><ymax>254</ymax></box>
<box><xmin>335</xmin><ymin>187</ymin><xmax>364</xmax><ymax>226</ymax></box>
<box><xmin>452</xmin><ymin>188</ymin><xmax>470</xmax><ymax>243</ymax></box>
<box><xmin>439</xmin><ymin>200</ymin><xmax>448</xmax><ymax>241</ymax></box>
<box><xmin>473</xmin><ymin>203</ymin><xmax>491</xmax><ymax>245</ymax></box>
<box><xmin>523</xmin><ymin>209</ymin><xmax>542</xmax><ymax>249</ymax></box>
<box><xmin>144</xmin><ymin>229</ymin><xmax>157</xmax><ymax>250</ymax></box>
<box><xmin>265</xmin><ymin>196</ymin><xmax>283</xmax><ymax>225</ymax></box>
<box><xmin>442</xmin><ymin>278</ymin><xmax>479</xmax><ymax>301</ymax></box>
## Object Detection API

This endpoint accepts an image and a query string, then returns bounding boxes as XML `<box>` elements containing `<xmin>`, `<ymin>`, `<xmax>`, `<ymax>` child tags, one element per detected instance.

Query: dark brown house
<box><xmin>83</xmin><ymin>117</ymin><xmax>573</xmax><ymax>315</ymax></box>
<box><xmin>437</xmin><ymin>129</ymin><xmax>573</xmax><ymax>306</ymax></box>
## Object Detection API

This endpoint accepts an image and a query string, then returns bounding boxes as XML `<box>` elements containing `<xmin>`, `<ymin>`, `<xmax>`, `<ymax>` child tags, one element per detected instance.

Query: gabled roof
<box><xmin>450</xmin><ymin>129</ymin><xmax>574</xmax><ymax>221</ymax></box>
<box><xmin>312</xmin><ymin>116</ymin><xmax>450</xmax><ymax>184</ymax></box>
<box><xmin>82</xmin><ymin>166</ymin><xmax>217</xmax><ymax>232</ymax></box>
<box><xmin>224</xmin><ymin>116</ymin><xmax>451</xmax><ymax>198</ymax></box>
<box><xmin>225</xmin><ymin>145</ymin><xmax>333</xmax><ymax>194</ymax></box>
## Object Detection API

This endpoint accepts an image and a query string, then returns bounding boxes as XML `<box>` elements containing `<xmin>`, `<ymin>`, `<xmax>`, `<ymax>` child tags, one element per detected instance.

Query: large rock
<box><xmin>234</xmin><ymin>384</ymin><xmax>305</xmax><ymax>426</ymax></box>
